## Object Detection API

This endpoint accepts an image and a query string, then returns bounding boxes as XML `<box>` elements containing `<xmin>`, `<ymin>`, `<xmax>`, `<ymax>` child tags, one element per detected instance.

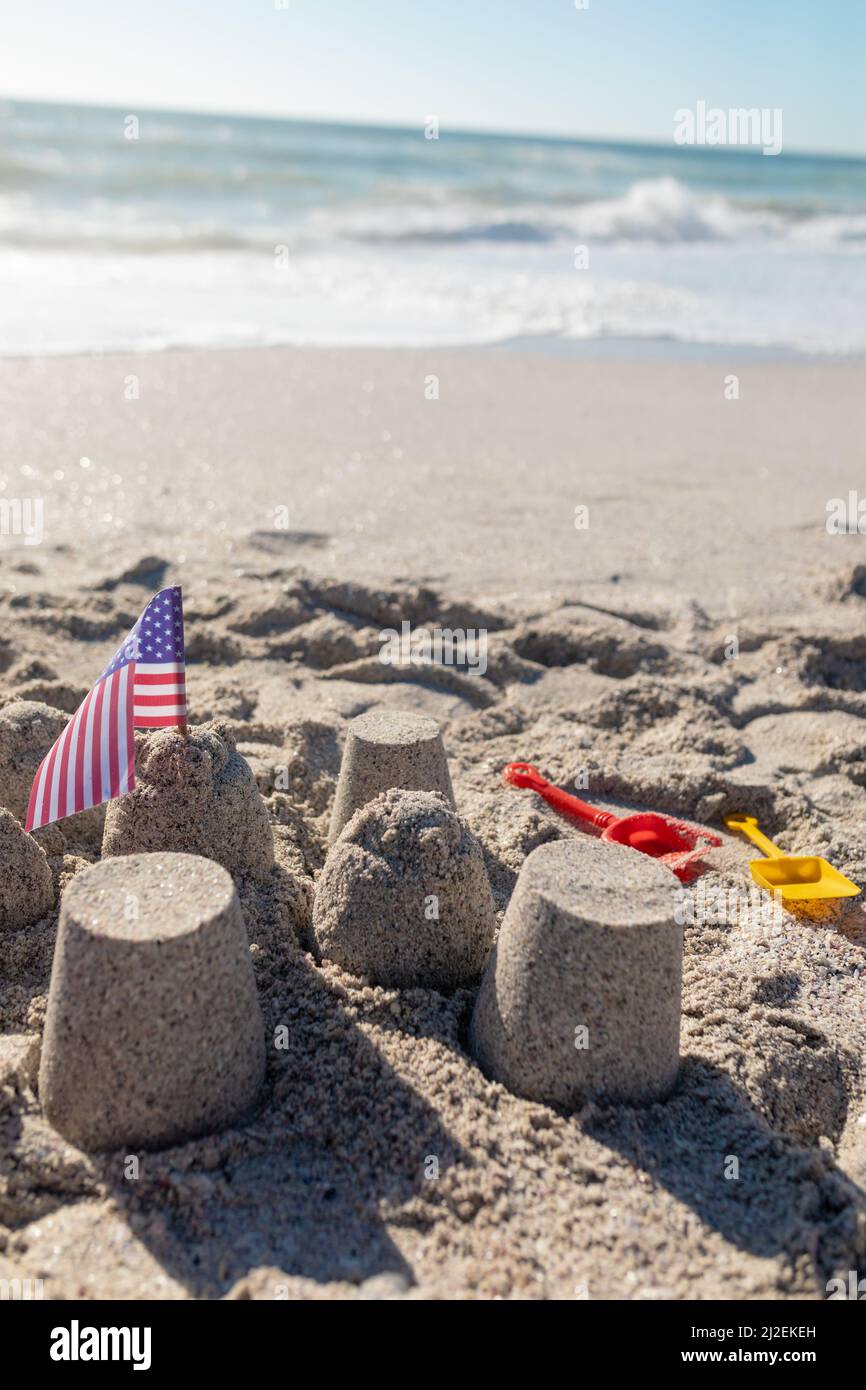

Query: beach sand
<box><xmin>0</xmin><ymin>346</ymin><xmax>864</xmax><ymax>1300</ymax></box>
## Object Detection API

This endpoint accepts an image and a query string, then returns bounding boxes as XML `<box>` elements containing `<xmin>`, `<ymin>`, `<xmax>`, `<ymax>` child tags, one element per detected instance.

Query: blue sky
<box><xmin>2</xmin><ymin>0</ymin><xmax>863</xmax><ymax>153</ymax></box>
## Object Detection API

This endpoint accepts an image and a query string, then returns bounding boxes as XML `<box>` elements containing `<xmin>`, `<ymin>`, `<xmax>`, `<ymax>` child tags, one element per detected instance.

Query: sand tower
<box><xmin>471</xmin><ymin>838</ymin><xmax>682</xmax><ymax>1108</ymax></box>
<box><xmin>39</xmin><ymin>852</ymin><xmax>265</xmax><ymax>1151</ymax></box>
<box><xmin>329</xmin><ymin>709</ymin><xmax>455</xmax><ymax>842</ymax></box>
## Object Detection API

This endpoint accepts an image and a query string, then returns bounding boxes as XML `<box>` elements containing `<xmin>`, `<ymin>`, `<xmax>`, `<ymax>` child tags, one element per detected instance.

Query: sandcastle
<box><xmin>102</xmin><ymin>721</ymin><xmax>274</xmax><ymax>878</ymax></box>
<box><xmin>314</xmin><ymin>788</ymin><xmax>496</xmax><ymax>990</ymax></box>
<box><xmin>329</xmin><ymin>709</ymin><xmax>455</xmax><ymax>842</ymax></box>
<box><xmin>39</xmin><ymin>852</ymin><xmax>265</xmax><ymax>1151</ymax></box>
<box><xmin>471</xmin><ymin>838</ymin><xmax>682</xmax><ymax>1108</ymax></box>
<box><xmin>0</xmin><ymin>700</ymin><xmax>68</xmax><ymax>822</ymax></box>
<box><xmin>0</xmin><ymin>806</ymin><xmax>55</xmax><ymax>931</ymax></box>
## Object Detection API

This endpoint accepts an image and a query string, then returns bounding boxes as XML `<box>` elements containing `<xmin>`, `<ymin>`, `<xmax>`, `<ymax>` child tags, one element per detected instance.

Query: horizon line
<box><xmin>2</xmin><ymin>91</ymin><xmax>865</xmax><ymax>163</ymax></box>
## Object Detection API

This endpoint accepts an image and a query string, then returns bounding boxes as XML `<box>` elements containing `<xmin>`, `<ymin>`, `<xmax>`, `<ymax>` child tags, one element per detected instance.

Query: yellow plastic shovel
<box><xmin>724</xmin><ymin>814</ymin><xmax>861</xmax><ymax>901</ymax></box>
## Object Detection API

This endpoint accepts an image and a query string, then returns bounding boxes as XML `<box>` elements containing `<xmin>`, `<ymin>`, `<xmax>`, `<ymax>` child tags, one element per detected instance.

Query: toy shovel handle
<box><xmin>723</xmin><ymin>814</ymin><xmax>783</xmax><ymax>860</ymax></box>
<box><xmin>504</xmin><ymin>763</ymin><xmax>615</xmax><ymax>829</ymax></box>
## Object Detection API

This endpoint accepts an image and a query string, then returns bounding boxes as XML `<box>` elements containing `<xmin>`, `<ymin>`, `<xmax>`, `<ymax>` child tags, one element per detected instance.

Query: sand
<box><xmin>0</xmin><ymin>807</ymin><xmax>54</xmax><ymax>931</ymax></box>
<box><xmin>0</xmin><ymin>347</ymin><xmax>862</xmax><ymax>612</ymax></box>
<box><xmin>0</xmin><ymin>346</ymin><xmax>864</xmax><ymax>1301</ymax></box>
<box><xmin>39</xmin><ymin>853</ymin><xmax>265</xmax><ymax>1152</ymax></box>
<box><xmin>471</xmin><ymin>838</ymin><xmax>682</xmax><ymax>1107</ymax></box>
<box><xmin>102</xmin><ymin>723</ymin><xmax>275</xmax><ymax>878</ymax></box>
<box><xmin>328</xmin><ymin>709</ymin><xmax>455</xmax><ymax>841</ymax></box>
<box><xmin>314</xmin><ymin>788</ymin><xmax>495</xmax><ymax>990</ymax></box>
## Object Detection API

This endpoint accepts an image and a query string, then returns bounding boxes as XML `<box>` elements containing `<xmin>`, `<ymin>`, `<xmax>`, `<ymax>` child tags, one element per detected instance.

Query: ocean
<box><xmin>1</xmin><ymin>97</ymin><xmax>865</xmax><ymax>357</ymax></box>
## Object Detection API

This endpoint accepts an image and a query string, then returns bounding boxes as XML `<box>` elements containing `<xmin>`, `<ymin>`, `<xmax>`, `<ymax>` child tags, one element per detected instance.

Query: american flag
<box><xmin>25</xmin><ymin>586</ymin><xmax>186</xmax><ymax>833</ymax></box>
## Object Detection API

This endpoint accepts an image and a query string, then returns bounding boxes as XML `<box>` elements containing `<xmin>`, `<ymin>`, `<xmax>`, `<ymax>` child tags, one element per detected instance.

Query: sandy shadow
<box><xmin>585</xmin><ymin>1057</ymin><xmax>866</xmax><ymax>1286</ymax></box>
<box><xmin>791</xmin><ymin>895</ymin><xmax>866</xmax><ymax>946</ymax></box>
<box><xmin>479</xmin><ymin>843</ymin><xmax>519</xmax><ymax>912</ymax></box>
<box><xmin>101</xmin><ymin>948</ymin><xmax>464</xmax><ymax>1297</ymax></box>
<box><xmin>0</xmin><ymin>1099</ymin><xmax>29</xmax><ymax>1228</ymax></box>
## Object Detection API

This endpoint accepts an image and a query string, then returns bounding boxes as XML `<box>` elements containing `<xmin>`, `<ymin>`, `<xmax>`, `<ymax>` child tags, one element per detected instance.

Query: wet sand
<box><xmin>0</xmin><ymin>346</ymin><xmax>863</xmax><ymax>613</ymax></box>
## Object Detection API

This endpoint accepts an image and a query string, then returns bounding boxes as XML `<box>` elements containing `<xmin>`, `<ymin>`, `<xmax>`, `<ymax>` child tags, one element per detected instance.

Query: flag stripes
<box><xmin>132</xmin><ymin>661</ymin><xmax>186</xmax><ymax>728</ymax></box>
<box><xmin>24</xmin><ymin>585</ymin><xmax>186</xmax><ymax>833</ymax></box>
<box><xmin>25</xmin><ymin>666</ymin><xmax>135</xmax><ymax>833</ymax></box>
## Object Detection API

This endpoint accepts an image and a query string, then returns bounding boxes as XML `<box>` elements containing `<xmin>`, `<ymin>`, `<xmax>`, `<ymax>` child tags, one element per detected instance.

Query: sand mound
<box><xmin>313</xmin><ymin>788</ymin><xmax>495</xmax><ymax>990</ymax></box>
<box><xmin>102</xmin><ymin>722</ymin><xmax>274</xmax><ymax>878</ymax></box>
<box><xmin>0</xmin><ymin>700</ymin><xmax>68</xmax><ymax>821</ymax></box>
<box><xmin>0</xmin><ymin>807</ymin><xmax>55</xmax><ymax>931</ymax></box>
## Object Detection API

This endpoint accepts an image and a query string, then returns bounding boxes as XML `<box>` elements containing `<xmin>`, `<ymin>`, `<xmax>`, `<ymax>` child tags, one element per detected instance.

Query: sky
<box><xmin>1</xmin><ymin>0</ymin><xmax>864</xmax><ymax>154</ymax></box>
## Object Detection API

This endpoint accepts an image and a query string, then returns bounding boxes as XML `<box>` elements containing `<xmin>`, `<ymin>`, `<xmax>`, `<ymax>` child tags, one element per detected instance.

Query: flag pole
<box><xmin>176</xmin><ymin>587</ymin><xmax>188</xmax><ymax>736</ymax></box>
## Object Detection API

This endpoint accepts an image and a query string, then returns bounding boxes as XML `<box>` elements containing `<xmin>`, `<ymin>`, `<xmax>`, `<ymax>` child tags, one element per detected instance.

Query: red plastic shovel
<box><xmin>503</xmin><ymin>762</ymin><xmax>721</xmax><ymax>881</ymax></box>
